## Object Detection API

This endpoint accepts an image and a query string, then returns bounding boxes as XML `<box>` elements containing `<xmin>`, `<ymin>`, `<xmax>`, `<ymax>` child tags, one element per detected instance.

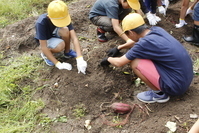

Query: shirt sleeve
<box><xmin>67</xmin><ymin>23</ymin><xmax>74</xmax><ymax>31</ymax></box>
<box><xmin>35</xmin><ymin>23</ymin><xmax>48</xmax><ymax>40</ymax></box>
<box><xmin>125</xmin><ymin>42</ymin><xmax>146</xmax><ymax>60</ymax></box>
<box><xmin>104</xmin><ymin>1</ymin><xmax>119</xmax><ymax>19</ymax></box>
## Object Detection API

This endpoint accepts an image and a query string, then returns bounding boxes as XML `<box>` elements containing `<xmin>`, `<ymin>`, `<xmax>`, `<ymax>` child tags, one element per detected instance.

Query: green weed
<box><xmin>0</xmin><ymin>53</ymin><xmax>49</xmax><ymax>132</ymax></box>
<box><xmin>72</xmin><ymin>104</ymin><xmax>87</xmax><ymax>118</ymax></box>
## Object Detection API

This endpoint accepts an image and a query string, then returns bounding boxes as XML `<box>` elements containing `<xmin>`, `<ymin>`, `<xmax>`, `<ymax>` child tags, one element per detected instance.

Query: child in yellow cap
<box><xmin>101</xmin><ymin>13</ymin><xmax>193</xmax><ymax>103</ymax></box>
<box><xmin>35</xmin><ymin>0</ymin><xmax>87</xmax><ymax>74</ymax></box>
<box><xmin>89</xmin><ymin>0</ymin><xmax>140</xmax><ymax>43</ymax></box>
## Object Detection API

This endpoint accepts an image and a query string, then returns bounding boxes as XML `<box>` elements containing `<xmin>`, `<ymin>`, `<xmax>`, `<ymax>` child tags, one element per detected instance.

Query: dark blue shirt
<box><xmin>89</xmin><ymin>0</ymin><xmax>126</xmax><ymax>20</ymax></box>
<box><xmin>126</xmin><ymin>26</ymin><xmax>193</xmax><ymax>95</ymax></box>
<box><xmin>35</xmin><ymin>13</ymin><xmax>74</xmax><ymax>40</ymax></box>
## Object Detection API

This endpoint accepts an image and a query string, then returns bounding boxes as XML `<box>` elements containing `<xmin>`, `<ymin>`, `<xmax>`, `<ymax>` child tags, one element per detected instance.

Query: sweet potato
<box><xmin>110</xmin><ymin>103</ymin><xmax>132</xmax><ymax>114</ymax></box>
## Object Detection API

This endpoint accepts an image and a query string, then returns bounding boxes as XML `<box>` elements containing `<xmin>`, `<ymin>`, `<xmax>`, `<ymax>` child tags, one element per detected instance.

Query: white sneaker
<box><xmin>175</xmin><ymin>19</ymin><xmax>187</xmax><ymax>28</ymax></box>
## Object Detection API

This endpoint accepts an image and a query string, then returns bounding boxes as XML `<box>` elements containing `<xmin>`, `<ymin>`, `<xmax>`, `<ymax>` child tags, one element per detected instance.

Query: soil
<box><xmin>1</xmin><ymin>0</ymin><xmax>199</xmax><ymax>133</ymax></box>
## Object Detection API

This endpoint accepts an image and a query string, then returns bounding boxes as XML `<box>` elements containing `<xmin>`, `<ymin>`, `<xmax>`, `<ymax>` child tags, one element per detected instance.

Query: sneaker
<box><xmin>64</xmin><ymin>49</ymin><xmax>77</xmax><ymax>58</ymax></box>
<box><xmin>40</xmin><ymin>53</ymin><xmax>54</xmax><ymax>66</ymax></box>
<box><xmin>175</xmin><ymin>20</ymin><xmax>187</xmax><ymax>28</ymax></box>
<box><xmin>137</xmin><ymin>90</ymin><xmax>170</xmax><ymax>103</ymax></box>
<box><xmin>97</xmin><ymin>27</ymin><xmax>108</xmax><ymax>42</ymax></box>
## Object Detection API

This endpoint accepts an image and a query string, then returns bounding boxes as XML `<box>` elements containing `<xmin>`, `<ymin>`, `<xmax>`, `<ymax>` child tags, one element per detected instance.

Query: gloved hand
<box><xmin>158</xmin><ymin>6</ymin><xmax>166</xmax><ymax>15</ymax></box>
<box><xmin>100</xmin><ymin>57</ymin><xmax>110</xmax><ymax>66</ymax></box>
<box><xmin>107</xmin><ymin>47</ymin><xmax>120</xmax><ymax>57</ymax></box>
<box><xmin>153</xmin><ymin>14</ymin><xmax>161</xmax><ymax>22</ymax></box>
<box><xmin>76</xmin><ymin>56</ymin><xmax>87</xmax><ymax>74</ymax></box>
<box><xmin>164</xmin><ymin>0</ymin><xmax>169</xmax><ymax>10</ymax></box>
<box><xmin>146</xmin><ymin>12</ymin><xmax>157</xmax><ymax>26</ymax></box>
<box><xmin>175</xmin><ymin>19</ymin><xmax>187</xmax><ymax>28</ymax></box>
<box><xmin>56</xmin><ymin>61</ymin><xmax>72</xmax><ymax>70</ymax></box>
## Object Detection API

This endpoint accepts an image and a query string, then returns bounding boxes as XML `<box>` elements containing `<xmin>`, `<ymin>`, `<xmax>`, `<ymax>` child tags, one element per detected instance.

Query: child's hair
<box><xmin>131</xmin><ymin>24</ymin><xmax>149</xmax><ymax>34</ymax></box>
<box><xmin>125</xmin><ymin>24</ymin><xmax>149</xmax><ymax>35</ymax></box>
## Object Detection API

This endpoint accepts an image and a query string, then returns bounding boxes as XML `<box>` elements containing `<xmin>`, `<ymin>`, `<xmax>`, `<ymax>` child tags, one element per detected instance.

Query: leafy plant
<box><xmin>112</xmin><ymin>115</ymin><xmax>123</xmax><ymax>128</ymax></box>
<box><xmin>52</xmin><ymin>115</ymin><xmax>68</xmax><ymax>123</ymax></box>
<box><xmin>72</xmin><ymin>104</ymin><xmax>87</xmax><ymax>118</ymax></box>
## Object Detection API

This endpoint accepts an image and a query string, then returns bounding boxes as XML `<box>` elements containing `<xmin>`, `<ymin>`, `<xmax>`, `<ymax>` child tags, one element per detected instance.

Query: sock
<box><xmin>153</xmin><ymin>90</ymin><xmax>164</xmax><ymax>95</ymax></box>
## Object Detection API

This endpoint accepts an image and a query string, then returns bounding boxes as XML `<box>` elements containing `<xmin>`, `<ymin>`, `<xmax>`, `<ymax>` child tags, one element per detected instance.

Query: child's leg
<box><xmin>130</xmin><ymin>58</ymin><xmax>160</xmax><ymax>91</ymax></box>
<box><xmin>144</xmin><ymin>0</ymin><xmax>152</xmax><ymax>12</ymax></box>
<box><xmin>90</xmin><ymin>16</ymin><xmax>113</xmax><ymax>32</ymax></box>
<box><xmin>131</xmin><ymin>59</ymin><xmax>170</xmax><ymax>103</ymax></box>
<box><xmin>151</xmin><ymin>0</ymin><xmax>158</xmax><ymax>14</ymax></box>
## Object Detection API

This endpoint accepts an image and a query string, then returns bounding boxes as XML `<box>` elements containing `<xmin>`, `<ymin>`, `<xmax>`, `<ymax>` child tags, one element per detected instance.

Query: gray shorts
<box><xmin>193</xmin><ymin>2</ymin><xmax>199</xmax><ymax>21</ymax></box>
<box><xmin>90</xmin><ymin>8</ymin><xmax>132</xmax><ymax>32</ymax></box>
<box><xmin>47</xmin><ymin>28</ymin><xmax>64</xmax><ymax>49</ymax></box>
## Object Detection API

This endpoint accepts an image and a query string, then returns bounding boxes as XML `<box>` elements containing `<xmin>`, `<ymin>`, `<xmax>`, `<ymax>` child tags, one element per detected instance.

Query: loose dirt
<box><xmin>0</xmin><ymin>0</ymin><xmax>199</xmax><ymax>132</ymax></box>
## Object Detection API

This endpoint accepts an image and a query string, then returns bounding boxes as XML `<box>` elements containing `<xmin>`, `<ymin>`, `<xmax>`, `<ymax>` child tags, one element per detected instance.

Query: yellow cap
<box><xmin>122</xmin><ymin>13</ymin><xmax>145</xmax><ymax>32</ymax></box>
<box><xmin>47</xmin><ymin>0</ymin><xmax>71</xmax><ymax>27</ymax></box>
<box><xmin>127</xmin><ymin>0</ymin><xmax>140</xmax><ymax>10</ymax></box>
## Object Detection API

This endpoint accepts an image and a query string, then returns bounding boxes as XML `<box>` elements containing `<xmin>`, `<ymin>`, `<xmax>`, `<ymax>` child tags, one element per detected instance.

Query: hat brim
<box><xmin>50</xmin><ymin>14</ymin><xmax>71</xmax><ymax>27</ymax></box>
<box><xmin>127</xmin><ymin>0</ymin><xmax>140</xmax><ymax>10</ymax></box>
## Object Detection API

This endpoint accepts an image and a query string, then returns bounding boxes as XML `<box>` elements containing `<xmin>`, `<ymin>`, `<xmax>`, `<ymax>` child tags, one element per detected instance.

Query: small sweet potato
<box><xmin>110</xmin><ymin>103</ymin><xmax>132</xmax><ymax>114</ymax></box>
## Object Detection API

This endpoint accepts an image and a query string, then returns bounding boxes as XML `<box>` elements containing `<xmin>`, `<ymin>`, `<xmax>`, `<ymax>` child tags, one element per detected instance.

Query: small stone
<box><xmin>190</xmin><ymin>114</ymin><xmax>198</xmax><ymax>119</ymax></box>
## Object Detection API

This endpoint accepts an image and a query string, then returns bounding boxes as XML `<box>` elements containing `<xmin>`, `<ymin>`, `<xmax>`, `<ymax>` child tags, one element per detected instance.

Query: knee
<box><xmin>130</xmin><ymin>59</ymin><xmax>140</xmax><ymax>71</ymax></box>
<box><xmin>51</xmin><ymin>41</ymin><xmax>65</xmax><ymax>53</ymax></box>
<box><xmin>56</xmin><ymin>41</ymin><xmax>65</xmax><ymax>51</ymax></box>
<box><xmin>59</xmin><ymin>27</ymin><xmax>69</xmax><ymax>37</ymax></box>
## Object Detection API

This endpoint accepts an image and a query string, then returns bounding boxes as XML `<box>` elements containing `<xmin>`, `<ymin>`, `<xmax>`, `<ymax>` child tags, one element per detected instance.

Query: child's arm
<box><xmin>189</xmin><ymin>119</ymin><xmax>199</xmax><ymax>133</ymax></box>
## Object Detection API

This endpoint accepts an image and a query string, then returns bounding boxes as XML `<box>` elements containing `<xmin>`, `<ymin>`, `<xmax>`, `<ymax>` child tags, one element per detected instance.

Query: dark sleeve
<box><xmin>139</xmin><ymin>0</ymin><xmax>149</xmax><ymax>14</ymax></box>
<box><xmin>35</xmin><ymin>23</ymin><xmax>48</xmax><ymax>40</ymax></box>
<box><xmin>67</xmin><ymin>23</ymin><xmax>74</xmax><ymax>31</ymax></box>
<box><xmin>125</xmin><ymin>44</ymin><xmax>144</xmax><ymax>60</ymax></box>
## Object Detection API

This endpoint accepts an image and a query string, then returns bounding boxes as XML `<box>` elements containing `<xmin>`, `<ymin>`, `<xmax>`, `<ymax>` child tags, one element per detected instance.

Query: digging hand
<box><xmin>100</xmin><ymin>57</ymin><xmax>110</xmax><ymax>66</ymax></box>
<box><xmin>107</xmin><ymin>47</ymin><xmax>120</xmax><ymax>57</ymax></box>
<box><xmin>76</xmin><ymin>56</ymin><xmax>87</xmax><ymax>74</ymax></box>
<box><xmin>56</xmin><ymin>61</ymin><xmax>72</xmax><ymax>70</ymax></box>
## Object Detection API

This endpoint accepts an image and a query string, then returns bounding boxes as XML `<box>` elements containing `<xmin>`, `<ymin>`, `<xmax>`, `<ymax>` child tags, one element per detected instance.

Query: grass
<box><xmin>0</xmin><ymin>0</ymin><xmax>74</xmax><ymax>28</ymax></box>
<box><xmin>193</xmin><ymin>58</ymin><xmax>199</xmax><ymax>71</ymax></box>
<box><xmin>0</xmin><ymin>0</ymin><xmax>51</xmax><ymax>28</ymax></box>
<box><xmin>0</xmin><ymin>53</ymin><xmax>52</xmax><ymax>132</ymax></box>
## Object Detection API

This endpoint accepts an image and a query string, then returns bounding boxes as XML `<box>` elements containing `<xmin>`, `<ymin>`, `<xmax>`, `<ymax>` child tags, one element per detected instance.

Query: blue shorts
<box><xmin>193</xmin><ymin>2</ymin><xmax>199</xmax><ymax>21</ymax></box>
<box><xmin>47</xmin><ymin>28</ymin><xmax>63</xmax><ymax>49</ymax></box>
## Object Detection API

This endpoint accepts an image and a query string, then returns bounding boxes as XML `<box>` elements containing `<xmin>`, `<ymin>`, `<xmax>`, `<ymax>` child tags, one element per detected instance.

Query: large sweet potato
<box><xmin>110</xmin><ymin>103</ymin><xmax>132</xmax><ymax>114</ymax></box>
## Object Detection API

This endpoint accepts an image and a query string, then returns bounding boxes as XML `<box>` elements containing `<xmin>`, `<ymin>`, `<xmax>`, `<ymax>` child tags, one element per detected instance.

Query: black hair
<box><xmin>125</xmin><ymin>24</ymin><xmax>149</xmax><ymax>35</ymax></box>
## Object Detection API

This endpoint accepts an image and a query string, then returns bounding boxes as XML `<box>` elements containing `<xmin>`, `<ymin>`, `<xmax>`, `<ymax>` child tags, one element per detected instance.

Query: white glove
<box><xmin>164</xmin><ymin>0</ymin><xmax>169</xmax><ymax>10</ymax></box>
<box><xmin>186</xmin><ymin>8</ymin><xmax>193</xmax><ymax>16</ymax></box>
<box><xmin>76</xmin><ymin>56</ymin><xmax>87</xmax><ymax>74</ymax></box>
<box><xmin>175</xmin><ymin>19</ymin><xmax>187</xmax><ymax>28</ymax></box>
<box><xmin>55</xmin><ymin>61</ymin><xmax>72</xmax><ymax>70</ymax></box>
<box><xmin>153</xmin><ymin>14</ymin><xmax>161</xmax><ymax>22</ymax></box>
<box><xmin>146</xmin><ymin>12</ymin><xmax>157</xmax><ymax>26</ymax></box>
<box><xmin>158</xmin><ymin>6</ymin><xmax>166</xmax><ymax>15</ymax></box>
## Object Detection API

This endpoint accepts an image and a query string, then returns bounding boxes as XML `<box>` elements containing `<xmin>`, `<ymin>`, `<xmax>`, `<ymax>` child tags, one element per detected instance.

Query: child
<box><xmin>101</xmin><ymin>13</ymin><xmax>193</xmax><ymax>103</ymax></box>
<box><xmin>35</xmin><ymin>0</ymin><xmax>87</xmax><ymax>74</ymax></box>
